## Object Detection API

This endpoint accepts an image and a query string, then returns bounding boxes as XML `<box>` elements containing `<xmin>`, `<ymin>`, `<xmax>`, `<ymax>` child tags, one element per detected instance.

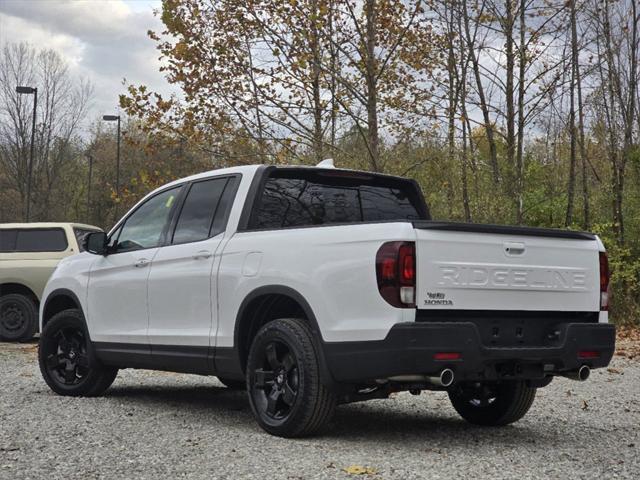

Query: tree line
<box><xmin>0</xmin><ymin>0</ymin><xmax>639</xmax><ymax>324</ymax></box>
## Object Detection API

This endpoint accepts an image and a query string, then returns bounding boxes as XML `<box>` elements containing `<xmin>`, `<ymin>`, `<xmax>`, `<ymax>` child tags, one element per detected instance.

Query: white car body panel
<box><xmin>147</xmin><ymin>236</ymin><xmax>222</xmax><ymax>347</ymax></box>
<box><xmin>86</xmin><ymin>248</ymin><xmax>159</xmax><ymax>344</ymax></box>
<box><xmin>215</xmin><ymin>222</ymin><xmax>415</xmax><ymax>346</ymax></box>
<box><xmin>39</xmin><ymin>253</ymin><xmax>95</xmax><ymax>330</ymax></box>
<box><xmin>414</xmin><ymin>229</ymin><xmax>601</xmax><ymax>312</ymax></box>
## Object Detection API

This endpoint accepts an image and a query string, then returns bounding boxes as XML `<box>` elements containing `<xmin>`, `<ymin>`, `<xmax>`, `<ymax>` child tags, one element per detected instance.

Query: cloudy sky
<box><xmin>0</xmin><ymin>0</ymin><xmax>173</xmax><ymax>128</ymax></box>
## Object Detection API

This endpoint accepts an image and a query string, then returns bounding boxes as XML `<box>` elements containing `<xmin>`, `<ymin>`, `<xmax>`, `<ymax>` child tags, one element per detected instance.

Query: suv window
<box><xmin>114</xmin><ymin>187</ymin><xmax>180</xmax><ymax>253</ymax></box>
<box><xmin>250</xmin><ymin>171</ymin><xmax>425</xmax><ymax>229</ymax></box>
<box><xmin>172</xmin><ymin>177</ymin><xmax>229</xmax><ymax>244</ymax></box>
<box><xmin>0</xmin><ymin>228</ymin><xmax>67</xmax><ymax>252</ymax></box>
<box><xmin>0</xmin><ymin>230</ymin><xmax>17</xmax><ymax>252</ymax></box>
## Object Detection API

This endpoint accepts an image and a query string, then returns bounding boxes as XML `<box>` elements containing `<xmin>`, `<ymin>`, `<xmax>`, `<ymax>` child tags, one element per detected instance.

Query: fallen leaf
<box><xmin>343</xmin><ymin>465</ymin><xmax>378</xmax><ymax>476</ymax></box>
<box><xmin>581</xmin><ymin>400</ymin><xmax>589</xmax><ymax>410</ymax></box>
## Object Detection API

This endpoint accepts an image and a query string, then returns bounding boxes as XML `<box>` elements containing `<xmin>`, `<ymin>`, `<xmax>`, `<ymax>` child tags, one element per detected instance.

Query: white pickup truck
<box><xmin>37</xmin><ymin>163</ymin><xmax>615</xmax><ymax>437</ymax></box>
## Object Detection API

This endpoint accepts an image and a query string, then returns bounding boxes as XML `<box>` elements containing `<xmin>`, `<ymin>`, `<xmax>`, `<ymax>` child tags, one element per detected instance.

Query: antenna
<box><xmin>316</xmin><ymin>158</ymin><xmax>335</xmax><ymax>169</ymax></box>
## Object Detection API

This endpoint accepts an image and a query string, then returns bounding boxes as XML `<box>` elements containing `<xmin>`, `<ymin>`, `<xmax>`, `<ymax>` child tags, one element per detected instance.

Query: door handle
<box><xmin>134</xmin><ymin>258</ymin><xmax>150</xmax><ymax>268</ymax></box>
<box><xmin>192</xmin><ymin>250</ymin><xmax>212</xmax><ymax>260</ymax></box>
<box><xmin>504</xmin><ymin>242</ymin><xmax>525</xmax><ymax>256</ymax></box>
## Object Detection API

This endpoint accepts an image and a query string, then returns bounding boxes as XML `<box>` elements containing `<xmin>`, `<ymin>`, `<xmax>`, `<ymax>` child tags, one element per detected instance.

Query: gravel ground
<box><xmin>1</xmin><ymin>341</ymin><xmax>639</xmax><ymax>480</ymax></box>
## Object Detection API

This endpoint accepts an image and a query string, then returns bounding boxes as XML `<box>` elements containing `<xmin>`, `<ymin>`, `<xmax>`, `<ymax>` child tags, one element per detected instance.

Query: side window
<box><xmin>252</xmin><ymin>177</ymin><xmax>360</xmax><ymax>229</ymax></box>
<box><xmin>0</xmin><ymin>229</ymin><xmax>17</xmax><ymax>252</ymax></box>
<box><xmin>359</xmin><ymin>185</ymin><xmax>421</xmax><ymax>221</ymax></box>
<box><xmin>250</xmin><ymin>174</ymin><xmax>424</xmax><ymax>230</ymax></box>
<box><xmin>115</xmin><ymin>187</ymin><xmax>180</xmax><ymax>253</ymax></box>
<box><xmin>13</xmin><ymin>229</ymin><xmax>68</xmax><ymax>252</ymax></box>
<box><xmin>0</xmin><ymin>229</ymin><xmax>67</xmax><ymax>252</ymax></box>
<box><xmin>172</xmin><ymin>177</ymin><xmax>229</xmax><ymax>245</ymax></box>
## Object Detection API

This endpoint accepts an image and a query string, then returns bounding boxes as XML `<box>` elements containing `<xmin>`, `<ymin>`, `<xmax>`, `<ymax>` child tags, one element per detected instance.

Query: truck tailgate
<box><xmin>413</xmin><ymin>222</ymin><xmax>600</xmax><ymax>312</ymax></box>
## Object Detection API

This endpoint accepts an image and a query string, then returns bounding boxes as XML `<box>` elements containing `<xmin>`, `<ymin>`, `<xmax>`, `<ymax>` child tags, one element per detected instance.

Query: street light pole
<box><xmin>16</xmin><ymin>86</ymin><xmax>38</xmax><ymax>222</ymax></box>
<box><xmin>116</xmin><ymin>116</ymin><xmax>121</xmax><ymax>210</ymax></box>
<box><xmin>86</xmin><ymin>153</ymin><xmax>93</xmax><ymax>221</ymax></box>
<box><xmin>102</xmin><ymin>114</ymin><xmax>121</xmax><ymax>218</ymax></box>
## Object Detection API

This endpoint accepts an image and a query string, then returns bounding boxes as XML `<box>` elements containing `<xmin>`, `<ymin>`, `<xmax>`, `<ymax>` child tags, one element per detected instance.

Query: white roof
<box><xmin>0</xmin><ymin>222</ymin><xmax>101</xmax><ymax>230</ymax></box>
<box><xmin>160</xmin><ymin>164</ymin><xmax>262</xmax><ymax>191</ymax></box>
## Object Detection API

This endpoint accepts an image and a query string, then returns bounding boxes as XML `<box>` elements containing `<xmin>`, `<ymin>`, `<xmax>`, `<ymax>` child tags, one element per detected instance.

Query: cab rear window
<box><xmin>249</xmin><ymin>169</ymin><xmax>427</xmax><ymax>230</ymax></box>
<box><xmin>0</xmin><ymin>228</ymin><xmax>68</xmax><ymax>252</ymax></box>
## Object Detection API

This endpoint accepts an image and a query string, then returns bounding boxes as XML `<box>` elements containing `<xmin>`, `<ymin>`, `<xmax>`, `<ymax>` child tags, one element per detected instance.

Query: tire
<box><xmin>38</xmin><ymin>309</ymin><xmax>118</xmax><ymax>397</ymax></box>
<box><xmin>448</xmin><ymin>380</ymin><xmax>536</xmax><ymax>426</ymax></box>
<box><xmin>0</xmin><ymin>293</ymin><xmax>38</xmax><ymax>342</ymax></box>
<box><xmin>246</xmin><ymin>318</ymin><xmax>336</xmax><ymax>437</ymax></box>
<box><xmin>217</xmin><ymin>377</ymin><xmax>246</xmax><ymax>390</ymax></box>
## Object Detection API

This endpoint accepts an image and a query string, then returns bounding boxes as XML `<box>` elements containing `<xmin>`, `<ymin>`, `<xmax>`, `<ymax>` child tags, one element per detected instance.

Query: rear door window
<box><xmin>0</xmin><ymin>228</ymin><xmax>68</xmax><ymax>252</ymax></box>
<box><xmin>172</xmin><ymin>177</ymin><xmax>229</xmax><ymax>244</ymax></box>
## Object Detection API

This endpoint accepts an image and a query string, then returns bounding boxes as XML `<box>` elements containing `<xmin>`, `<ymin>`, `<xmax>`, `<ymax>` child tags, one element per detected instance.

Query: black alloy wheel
<box><xmin>252</xmin><ymin>340</ymin><xmax>299</xmax><ymax>421</ymax></box>
<box><xmin>448</xmin><ymin>380</ymin><xmax>537</xmax><ymax>426</ymax></box>
<box><xmin>42</xmin><ymin>326</ymin><xmax>90</xmax><ymax>386</ymax></box>
<box><xmin>246</xmin><ymin>318</ymin><xmax>336</xmax><ymax>437</ymax></box>
<box><xmin>38</xmin><ymin>309</ymin><xmax>118</xmax><ymax>397</ymax></box>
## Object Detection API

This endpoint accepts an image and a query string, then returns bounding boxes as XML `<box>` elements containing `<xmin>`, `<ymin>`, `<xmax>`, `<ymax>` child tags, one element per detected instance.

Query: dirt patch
<box><xmin>616</xmin><ymin>326</ymin><xmax>640</xmax><ymax>360</ymax></box>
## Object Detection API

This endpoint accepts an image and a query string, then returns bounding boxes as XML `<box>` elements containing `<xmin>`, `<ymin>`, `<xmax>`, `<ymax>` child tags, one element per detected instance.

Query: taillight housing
<box><xmin>599</xmin><ymin>251</ymin><xmax>610</xmax><ymax>311</ymax></box>
<box><xmin>376</xmin><ymin>241</ymin><xmax>416</xmax><ymax>308</ymax></box>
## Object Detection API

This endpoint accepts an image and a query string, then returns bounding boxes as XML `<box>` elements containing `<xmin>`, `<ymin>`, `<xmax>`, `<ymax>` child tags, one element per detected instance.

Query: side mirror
<box><xmin>84</xmin><ymin>232</ymin><xmax>108</xmax><ymax>255</ymax></box>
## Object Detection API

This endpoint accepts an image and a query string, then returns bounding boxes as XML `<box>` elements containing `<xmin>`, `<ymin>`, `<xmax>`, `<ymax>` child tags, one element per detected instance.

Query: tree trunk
<box><xmin>462</xmin><ymin>0</ymin><xmax>499</xmax><ymax>184</ymax></box>
<box><xmin>310</xmin><ymin>0</ymin><xmax>324</xmax><ymax>162</ymax></box>
<box><xmin>447</xmin><ymin>1</ymin><xmax>458</xmax><ymax>219</ymax></box>
<box><xmin>505</xmin><ymin>0</ymin><xmax>516</xmax><ymax>176</ymax></box>
<box><xmin>515</xmin><ymin>0</ymin><xmax>526</xmax><ymax>224</ymax></box>
<box><xmin>573</xmin><ymin>0</ymin><xmax>589</xmax><ymax>229</ymax></box>
<box><xmin>566</xmin><ymin>1</ymin><xmax>579</xmax><ymax>227</ymax></box>
<box><xmin>364</xmin><ymin>0</ymin><xmax>380</xmax><ymax>172</ymax></box>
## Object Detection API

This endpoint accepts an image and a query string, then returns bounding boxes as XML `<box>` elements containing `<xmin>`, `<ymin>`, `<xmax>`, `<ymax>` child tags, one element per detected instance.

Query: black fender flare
<box><xmin>227</xmin><ymin>284</ymin><xmax>335</xmax><ymax>386</ymax></box>
<box><xmin>42</xmin><ymin>288</ymin><xmax>85</xmax><ymax>328</ymax></box>
<box><xmin>41</xmin><ymin>288</ymin><xmax>104</xmax><ymax>364</ymax></box>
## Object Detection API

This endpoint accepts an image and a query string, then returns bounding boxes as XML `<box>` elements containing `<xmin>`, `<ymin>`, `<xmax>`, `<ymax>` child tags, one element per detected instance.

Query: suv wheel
<box><xmin>0</xmin><ymin>293</ymin><xmax>38</xmax><ymax>342</ymax></box>
<box><xmin>38</xmin><ymin>309</ymin><xmax>118</xmax><ymax>397</ymax></box>
<box><xmin>448</xmin><ymin>380</ymin><xmax>536</xmax><ymax>426</ymax></box>
<box><xmin>246</xmin><ymin>318</ymin><xmax>336</xmax><ymax>437</ymax></box>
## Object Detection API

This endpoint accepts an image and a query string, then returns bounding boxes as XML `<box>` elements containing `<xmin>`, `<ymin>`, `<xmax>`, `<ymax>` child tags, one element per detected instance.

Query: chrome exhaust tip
<box><xmin>560</xmin><ymin>365</ymin><xmax>591</xmax><ymax>381</ymax></box>
<box><xmin>427</xmin><ymin>368</ymin><xmax>455</xmax><ymax>387</ymax></box>
<box><xmin>578</xmin><ymin>365</ymin><xmax>590</xmax><ymax>381</ymax></box>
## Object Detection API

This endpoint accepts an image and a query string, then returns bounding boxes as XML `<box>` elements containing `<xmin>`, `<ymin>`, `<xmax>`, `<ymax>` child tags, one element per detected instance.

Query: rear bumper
<box><xmin>323</xmin><ymin>321</ymin><xmax>615</xmax><ymax>383</ymax></box>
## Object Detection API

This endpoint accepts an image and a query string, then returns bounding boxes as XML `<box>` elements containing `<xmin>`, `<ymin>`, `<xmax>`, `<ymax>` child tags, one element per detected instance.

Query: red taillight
<box><xmin>381</xmin><ymin>257</ymin><xmax>396</xmax><ymax>280</ymax></box>
<box><xmin>376</xmin><ymin>241</ymin><xmax>416</xmax><ymax>308</ymax></box>
<box><xmin>398</xmin><ymin>243</ymin><xmax>415</xmax><ymax>285</ymax></box>
<box><xmin>578</xmin><ymin>350</ymin><xmax>600</xmax><ymax>359</ymax></box>
<box><xmin>599</xmin><ymin>251</ymin><xmax>610</xmax><ymax>311</ymax></box>
<box><xmin>433</xmin><ymin>352</ymin><xmax>461</xmax><ymax>361</ymax></box>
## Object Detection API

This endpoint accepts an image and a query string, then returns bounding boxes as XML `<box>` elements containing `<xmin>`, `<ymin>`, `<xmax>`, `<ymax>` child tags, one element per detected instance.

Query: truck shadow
<box><xmin>106</xmin><ymin>383</ymin><xmax>251</xmax><ymax>414</ymax></box>
<box><xmin>103</xmin><ymin>383</ymin><xmax>548</xmax><ymax>446</ymax></box>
